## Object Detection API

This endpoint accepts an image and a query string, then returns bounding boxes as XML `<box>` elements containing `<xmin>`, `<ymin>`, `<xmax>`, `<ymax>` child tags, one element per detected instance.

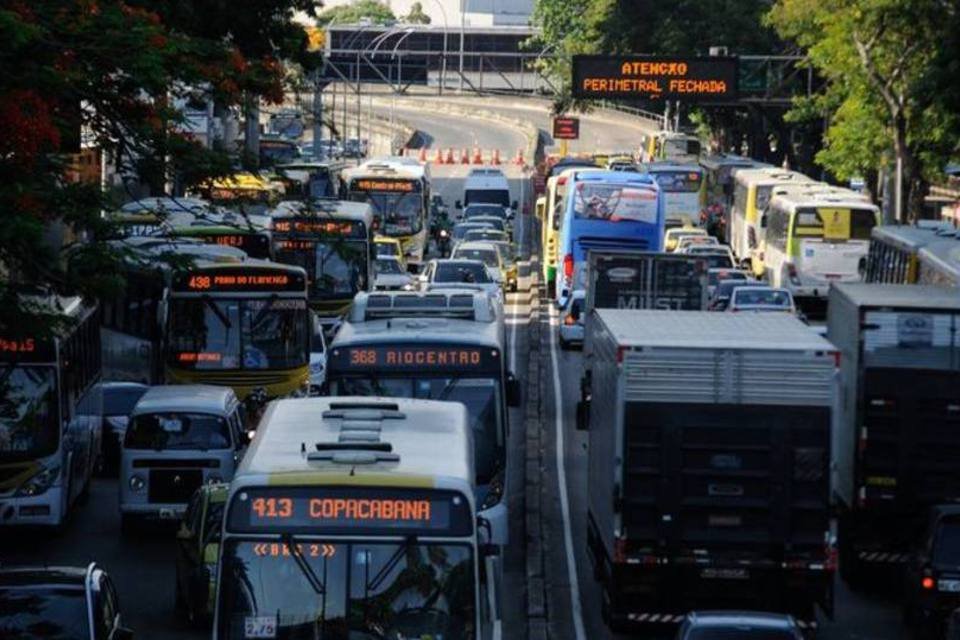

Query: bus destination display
<box><xmin>173</xmin><ymin>268</ymin><xmax>306</xmax><ymax>293</ymax></box>
<box><xmin>272</xmin><ymin>219</ymin><xmax>363</xmax><ymax>237</ymax></box>
<box><xmin>352</xmin><ymin>178</ymin><xmax>418</xmax><ymax>193</ymax></box>
<box><xmin>229</xmin><ymin>487</ymin><xmax>473</xmax><ymax>535</ymax></box>
<box><xmin>572</xmin><ymin>55</ymin><xmax>738</xmax><ymax>102</ymax></box>
<box><xmin>0</xmin><ymin>337</ymin><xmax>55</xmax><ymax>362</ymax></box>
<box><xmin>330</xmin><ymin>345</ymin><xmax>500</xmax><ymax>372</ymax></box>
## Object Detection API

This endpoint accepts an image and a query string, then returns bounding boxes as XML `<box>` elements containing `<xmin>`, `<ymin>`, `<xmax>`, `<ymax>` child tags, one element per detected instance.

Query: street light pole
<box><xmin>458</xmin><ymin>0</ymin><xmax>465</xmax><ymax>92</ymax></box>
<box><xmin>427</xmin><ymin>0</ymin><xmax>450</xmax><ymax>94</ymax></box>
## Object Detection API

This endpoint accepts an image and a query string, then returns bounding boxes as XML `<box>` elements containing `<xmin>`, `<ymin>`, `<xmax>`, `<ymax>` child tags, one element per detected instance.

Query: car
<box><xmin>675</xmin><ymin>234</ymin><xmax>720</xmax><ymax>253</ymax></box>
<box><xmin>559</xmin><ymin>289</ymin><xmax>586</xmax><ymax>349</ymax></box>
<box><xmin>419</xmin><ymin>258</ymin><xmax>502</xmax><ymax>304</ymax></box>
<box><xmin>97</xmin><ymin>382</ymin><xmax>149</xmax><ymax>475</ymax></box>
<box><xmin>466</xmin><ymin>215</ymin><xmax>507</xmax><ymax>234</ymax></box>
<box><xmin>727</xmin><ymin>285</ymin><xmax>796</xmax><ymax>314</ymax></box>
<box><xmin>664</xmin><ymin>226</ymin><xmax>709</xmax><ymax>251</ymax></box>
<box><xmin>463</xmin><ymin>228</ymin><xmax>510</xmax><ymax>244</ymax></box>
<box><xmin>373</xmin><ymin>255</ymin><xmax>415</xmax><ymax>291</ymax></box>
<box><xmin>0</xmin><ymin>565</ymin><xmax>133</xmax><ymax>640</ymax></box>
<box><xmin>175</xmin><ymin>482</ymin><xmax>229</xmax><ymax>626</ymax></box>
<box><xmin>487</xmin><ymin>240</ymin><xmax>518</xmax><ymax>292</ymax></box>
<box><xmin>682</xmin><ymin>244</ymin><xmax>737</xmax><ymax>270</ymax></box>
<box><xmin>706</xmin><ymin>267</ymin><xmax>750</xmax><ymax>296</ymax></box>
<box><xmin>462</xmin><ymin>203</ymin><xmax>508</xmax><ymax>220</ymax></box>
<box><xmin>374</xmin><ymin>235</ymin><xmax>405</xmax><ymax>268</ymax></box>
<box><xmin>451</xmin><ymin>240</ymin><xmax>508</xmax><ymax>287</ymax></box>
<box><xmin>675</xmin><ymin>611</ymin><xmax>804</xmax><ymax>640</ymax></box>
<box><xmin>452</xmin><ymin>221</ymin><xmax>495</xmax><ymax>243</ymax></box>
<box><xmin>904</xmin><ymin>505</ymin><xmax>960</xmax><ymax>637</ymax></box>
<box><xmin>708</xmin><ymin>278</ymin><xmax>765</xmax><ymax>311</ymax></box>
<box><xmin>309</xmin><ymin>312</ymin><xmax>327</xmax><ymax>395</ymax></box>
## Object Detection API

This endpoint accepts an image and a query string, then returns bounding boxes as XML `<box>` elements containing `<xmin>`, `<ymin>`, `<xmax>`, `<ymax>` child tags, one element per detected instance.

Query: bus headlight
<box><xmin>16</xmin><ymin>465</ymin><xmax>61</xmax><ymax>497</ymax></box>
<box><xmin>480</xmin><ymin>470</ymin><xmax>505</xmax><ymax>510</ymax></box>
<box><xmin>128</xmin><ymin>474</ymin><xmax>146</xmax><ymax>493</ymax></box>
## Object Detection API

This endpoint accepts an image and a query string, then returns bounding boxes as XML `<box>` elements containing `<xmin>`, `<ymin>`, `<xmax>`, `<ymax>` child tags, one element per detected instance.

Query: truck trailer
<box><xmin>827</xmin><ymin>283</ymin><xmax>960</xmax><ymax>585</ymax></box>
<box><xmin>579</xmin><ymin>310</ymin><xmax>837</xmax><ymax>632</ymax></box>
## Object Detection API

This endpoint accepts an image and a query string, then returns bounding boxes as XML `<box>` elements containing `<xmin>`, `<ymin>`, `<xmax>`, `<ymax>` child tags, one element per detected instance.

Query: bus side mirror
<box><xmin>506</xmin><ymin>374</ymin><xmax>521</xmax><ymax>407</ymax></box>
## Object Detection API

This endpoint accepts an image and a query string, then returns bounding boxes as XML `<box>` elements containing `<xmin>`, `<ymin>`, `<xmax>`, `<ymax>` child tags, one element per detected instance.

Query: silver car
<box><xmin>120</xmin><ymin>385</ymin><xmax>246</xmax><ymax>531</ymax></box>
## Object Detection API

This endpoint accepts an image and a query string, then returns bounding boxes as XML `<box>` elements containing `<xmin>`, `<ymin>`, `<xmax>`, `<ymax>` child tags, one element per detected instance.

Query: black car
<box><xmin>904</xmin><ymin>505</ymin><xmax>960</xmax><ymax>637</ymax></box>
<box><xmin>98</xmin><ymin>382</ymin><xmax>149</xmax><ymax>474</ymax></box>
<box><xmin>0</xmin><ymin>565</ymin><xmax>133</xmax><ymax>640</ymax></box>
<box><xmin>676</xmin><ymin>611</ymin><xmax>804</xmax><ymax>640</ymax></box>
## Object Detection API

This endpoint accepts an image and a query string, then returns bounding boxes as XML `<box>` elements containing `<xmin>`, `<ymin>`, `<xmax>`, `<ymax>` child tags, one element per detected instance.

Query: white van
<box><xmin>459</xmin><ymin>168</ymin><xmax>517</xmax><ymax>218</ymax></box>
<box><xmin>120</xmin><ymin>385</ymin><xmax>246</xmax><ymax>530</ymax></box>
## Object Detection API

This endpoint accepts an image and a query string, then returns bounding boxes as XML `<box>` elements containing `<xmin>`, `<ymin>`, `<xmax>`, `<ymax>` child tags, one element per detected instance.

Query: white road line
<box><xmin>549</xmin><ymin>303</ymin><xmax>587</xmax><ymax>640</ymax></box>
<box><xmin>509</xmin><ymin>211</ymin><xmax>525</xmax><ymax>372</ymax></box>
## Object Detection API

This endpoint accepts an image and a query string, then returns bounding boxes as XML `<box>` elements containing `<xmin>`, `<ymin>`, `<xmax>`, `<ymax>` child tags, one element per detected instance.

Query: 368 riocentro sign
<box><xmin>572</xmin><ymin>55</ymin><xmax>739</xmax><ymax>102</ymax></box>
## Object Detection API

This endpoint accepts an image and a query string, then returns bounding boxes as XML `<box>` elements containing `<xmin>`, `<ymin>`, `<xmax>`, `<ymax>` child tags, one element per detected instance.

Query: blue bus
<box><xmin>555</xmin><ymin>171</ymin><xmax>664</xmax><ymax>304</ymax></box>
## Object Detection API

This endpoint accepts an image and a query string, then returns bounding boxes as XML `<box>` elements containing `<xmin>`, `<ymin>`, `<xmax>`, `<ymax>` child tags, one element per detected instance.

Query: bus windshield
<box><xmin>573</xmin><ymin>182</ymin><xmax>658</xmax><ymax>223</ymax></box>
<box><xmin>793</xmin><ymin>207</ymin><xmax>877</xmax><ymax>241</ymax></box>
<box><xmin>168</xmin><ymin>298</ymin><xmax>307</xmax><ymax>370</ymax></box>
<box><xmin>218</xmin><ymin>540</ymin><xmax>475</xmax><ymax>640</ymax></box>
<box><xmin>276</xmin><ymin>240</ymin><xmax>368</xmax><ymax>300</ymax></box>
<box><xmin>649</xmin><ymin>171</ymin><xmax>702</xmax><ymax>193</ymax></box>
<box><xmin>350</xmin><ymin>191</ymin><xmax>423</xmax><ymax>236</ymax></box>
<box><xmin>0</xmin><ymin>366</ymin><xmax>58</xmax><ymax>461</ymax></box>
<box><xmin>335</xmin><ymin>376</ymin><xmax>501</xmax><ymax>483</ymax></box>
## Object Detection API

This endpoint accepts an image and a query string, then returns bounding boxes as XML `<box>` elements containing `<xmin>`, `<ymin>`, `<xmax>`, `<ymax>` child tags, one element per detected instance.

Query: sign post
<box><xmin>553</xmin><ymin>116</ymin><xmax>581</xmax><ymax>140</ymax></box>
<box><xmin>571</xmin><ymin>55</ymin><xmax>739</xmax><ymax>103</ymax></box>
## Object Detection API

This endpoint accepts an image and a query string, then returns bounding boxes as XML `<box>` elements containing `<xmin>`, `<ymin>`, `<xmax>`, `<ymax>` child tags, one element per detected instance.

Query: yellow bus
<box><xmin>196</xmin><ymin>172</ymin><xmax>284</xmax><ymax>216</ymax></box>
<box><xmin>165</xmin><ymin>259</ymin><xmax>311</xmax><ymax>399</ymax></box>
<box><xmin>729</xmin><ymin>167</ymin><xmax>813</xmax><ymax>277</ymax></box>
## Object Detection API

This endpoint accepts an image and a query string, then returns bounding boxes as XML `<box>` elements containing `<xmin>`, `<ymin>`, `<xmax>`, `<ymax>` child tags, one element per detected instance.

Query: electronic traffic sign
<box><xmin>553</xmin><ymin>117</ymin><xmax>580</xmax><ymax>140</ymax></box>
<box><xmin>572</xmin><ymin>55</ymin><xmax>739</xmax><ymax>102</ymax></box>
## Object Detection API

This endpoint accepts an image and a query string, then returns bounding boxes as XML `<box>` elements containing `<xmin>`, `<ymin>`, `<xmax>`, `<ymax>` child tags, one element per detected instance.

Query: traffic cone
<box><xmin>472</xmin><ymin>147</ymin><xmax>483</xmax><ymax>164</ymax></box>
<box><xmin>461</xmin><ymin>148</ymin><xmax>470</xmax><ymax>164</ymax></box>
<box><xmin>417</xmin><ymin>147</ymin><xmax>427</xmax><ymax>162</ymax></box>
<box><xmin>491</xmin><ymin>149</ymin><xmax>501</xmax><ymax>165</ymax></box>
<box><xmin>445</xmin><ymin>148</ymin><xmax>455</xmax><ymax>164</ymax></box>
<box><xmin>433</xmin><ymin>147</ymin><xmax>444</xmax><ymax>164</ymax></box>
<box><xmin>513</xmin><ymin>148</ymin><xmax>525</xmax><ymax>165</ymax></box>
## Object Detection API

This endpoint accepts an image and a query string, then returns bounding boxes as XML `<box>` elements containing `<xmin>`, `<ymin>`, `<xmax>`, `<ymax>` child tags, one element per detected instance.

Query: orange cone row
<box><xmin>410</xmin><ymin>148</ymin><xmax>521</xmax><ymax>165</ymax></box>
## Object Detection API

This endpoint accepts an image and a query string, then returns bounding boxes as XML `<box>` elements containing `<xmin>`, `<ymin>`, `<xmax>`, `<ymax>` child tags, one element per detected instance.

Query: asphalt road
<box><xmin>539</xmin><ymin>304</ymin><xmax>913</xmax><ymax>640</ymax></box>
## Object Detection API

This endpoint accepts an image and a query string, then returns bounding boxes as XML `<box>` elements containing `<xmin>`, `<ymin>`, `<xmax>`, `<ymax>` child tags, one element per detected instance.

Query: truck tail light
<box><xmin>922</xmin><ymin>576</ymin><xmax>936</xmax><ymax>590</ymax></box>
<box><xmin>563</xmin><ymin>254</ymin><xmax>573</xmax><ymax>279</ymax></box>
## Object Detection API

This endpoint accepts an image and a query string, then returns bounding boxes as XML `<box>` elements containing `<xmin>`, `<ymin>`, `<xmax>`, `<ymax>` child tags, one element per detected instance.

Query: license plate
<box><xmin>245</xmin><ymin>616</ymin><xmax>277</xmax><ymax>639</ymax></box>
<box><xmin>700</xmin><ymin>568</ymin><xmax>749</xmax><ymax>580</ymax></box>
<box><xmin>938</xmin><ymin>579</ymin><xmax>960</xmax><ymax>592</ymax></box>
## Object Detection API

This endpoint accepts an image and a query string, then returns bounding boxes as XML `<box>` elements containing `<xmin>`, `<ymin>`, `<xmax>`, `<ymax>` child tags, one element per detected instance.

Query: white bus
<box><xmin>641</xmin><ymin>162</ymin><xmax>705</xmax><ymax>227</ymax></box>
<box><xmin>762</xmin><ymin>186</ymin><xmax>880</xmax><ymax>303</ymax></box>
<box><xmin>325</xmin><ymin>289</ymin><xmax>520</xmax><ymax>546</ymax></box>
<box><xmin>213</xmin><ymin>396</ymin><xmax>502</xmax><ymax>640</ymax></box>
<box><xmin>0</xmin><ymin>295</ymin><xmax>102</xmax><ymax>527</ymax></box>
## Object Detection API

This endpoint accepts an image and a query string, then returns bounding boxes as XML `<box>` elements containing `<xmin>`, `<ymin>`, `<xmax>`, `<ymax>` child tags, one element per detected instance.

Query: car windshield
<box><xmin>125</xmin><ymin>412</ymin><xmax>231</xmax><ymax>450</ymax></box>
<box><xmin>700</xmin><ymin>254</ymin><xmax>735</xmax><ymax>269</ymax></box>
<box><xmin>433</xmin><ymin>263</ymin><xmax>491</xmax><ymax>284</ymax></box>
<box><xmin>335</xmin><ymin>377</ymin><xmax>501</xmax><ymax>483</ymax></box>
<box><xmin>470</xmin><ymin>218</ymin><xmax>505</xmax><ymax>232</ymax></box>
<box><xmin>0</xmin><ymin>366</ymin><xmax>58</xmax><ymax>461</ymax></box>
<box><xmin>375</xmin><ymin>259</ymin><xmax>405</xmax><ymax>275</ymax></box>
<box><xmin>218</xmin><ymin>540</ymin><xmax>475</xmax><ymax>640</ymax></box>
<box><xmin>573</xmin><ymin>182</ymin><xmax>658</xmax><ymax>223</ymax></box>
<box><xmin>453</xmin><ymin>248</ymin><xmax>498</xmax><ymax>269</ymax></box>
<box><xmin>0</xmin><ymin>586</ymin><xmax>90</xmax><ymax>640</ymax></box>
<box><xmin>464</xmin><ymin>189</ymin><xmax>509</xmax><ymax>208</ymax></box>
<box><xmin>464</xmin><ymin>205</ymin><xmax>505</xmax><ymax>218</ymax></box>
<box><xmin>102</xmin><ymin>385</ymin><xmax>148</xmax><ymax>416</ymax></box>
<box><xmin>688</xmin><ymin>627</ymin><xmax>797</xmax><ymax>640</ymax></box>
<box><xmin>734</xmin><ymin>289</ymin><xmax>791</xmax><ymax>307</ymax></box>
<box><xmin>934</xmin><ymin>520</ymin><xmax>960</xmax><ymax>565</ymax></box>
<box><xmin>464</xmin><ymin>231</ymin><xmax>508</xmax><ymax>244</ymax></box>
<box><xmin>649</xmin><ymin>170</ymin><xmax>703</xmax><ymax>193</ymax></box>
<box><xmin>708</xmin><ymin>271</ymin><xmax>747</xmax><ymax>287</ymax></box>
<box><xmin>168</xmin><ymin>298</ymin><xmax>308</xmax><ymax>370</ymax></box>
<box><xmin>350</xmin><ymin>190</ymin><xmax>423</xmax><ymax>236</ymax></box>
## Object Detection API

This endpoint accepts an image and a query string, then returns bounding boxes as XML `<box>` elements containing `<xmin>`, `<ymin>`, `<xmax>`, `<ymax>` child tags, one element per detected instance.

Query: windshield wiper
<box><xmin>251</xmin><ymin>294</ymin><xmax>279</xmax><ymax>328</ymax></box>
<box><xmin>436</xmin><ymin>375</ymin><xmax>464</xmax><ymax>403</ymax></box>
<box><xmin>280</xmin><ymin>533</ymin><xmax>325</xmax><ymax>595</ymax></box>
<box><xmin>202</xmin><ymin>295</ymin><xmax>231</xmax><ymax>330</ymax></box>
<box><xmin>364</xmin><ymin>537</ymin><xmax>417</xmax><ymax>593</ymax></box>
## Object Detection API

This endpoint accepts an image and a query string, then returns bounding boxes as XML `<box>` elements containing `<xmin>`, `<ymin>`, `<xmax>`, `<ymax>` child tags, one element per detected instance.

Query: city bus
<box><xmin>555</xmin><ymin>171</ymin><xmax>664</xmax><ymax>305</ymax></box>
<box><xmin>762</xmin><ymin>186</ymin><xmax>880</xmax><ymax>306</ymax></box>
<box><xmin>100</xmin><ymin>238</ymin><xmax>249</xmax><ymax>384</ymax></box>
<box><xmin>168</xmin><ymin>211</ymin><xmax>273</xmax><ymax>260</ymax></box>
<box><xmin>106</xmin><ymin>198</ymin><xmax>208</xmax><ymax>238</ymax></box>
<box><xmin>639</xmin><ymin>131</ymin><xmax>701</xmax><ymax>163</ymax></box>
<box><xmin>0</xmin><ymin>295</ymin><xmax>102</xmax><ymax>527</ymax></box>
<box><xmin>268</xmin><ymin>200</ymin><xmax>375</xmax><ymax>325</ymax></box>
<box><xmin>542</xmin><ymin>166</ymin><xmax>604</xmax><ymax>295</ymax></box>
<box><xmin>729</xmin><ymin>167</ymin><xmax>814</xmax><ymax>276</ymax></box>
<box><xmin>325</xmin><ymin>290</ymin><xmax>521</xmax><ymax>546</ymax></box>
<box><xmin>213</xmin><ymin>396</ymin><xmax>502</xmax><ymax>639</ymax></box>
<box><xmin>865</xmin><ymin>221</ymin><xmax>956</xmax><ymax>284</ymax></box>
<box><xmin>274</xmin><ymin>160</ymin><xmax>347</xmax><ymax>201</ymax></box>
<box><xmin>164</xmin><ymin>259</ymin><xmax>311</xmax><ymax>399</ymax></box>
<box><xmin>641</xmin><ymin>162</ymin><xmax>706</xmax><ymax>227</ymax></box>
<box><xmin>342</xmin><ymin>158</ymin><xmax>430</xmax><ymax>270</ymax></box>
<box><xmin>918</xmin><ymin>235</ymin><xmax>960</xmax><ymax>286</ymax></box>
<box><xmin>195</xmin><ymin>173</ymin><xmax>284</xmax><ymax>216</ymax></box>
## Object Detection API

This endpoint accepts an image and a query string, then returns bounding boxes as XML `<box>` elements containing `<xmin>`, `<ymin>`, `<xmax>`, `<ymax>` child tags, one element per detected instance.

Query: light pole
<box><xmin>458</xmin><ymin>0</ymin><xmax>465</xmax><ymax>92</ymax></box>
<box><xmin>426</xmin><ymin>0</ymin><xmax>450</xmax><ymax>94</ymax></box>
<box><xmin>362</xmin><ymin>27</ymin><xmax>415</xmax><ymax>159</ymax></box>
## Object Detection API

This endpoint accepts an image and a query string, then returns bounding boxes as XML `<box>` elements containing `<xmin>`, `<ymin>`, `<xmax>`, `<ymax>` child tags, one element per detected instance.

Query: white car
<box><xmin>559</xmin><ymin>289</ymin><xmax>586</xmax><ymax>350</ymax></box>
<box><xmin>419</xmin><ymin>259</ymin><xmax>503</xmax><ymax>305</ymax></box>
<box><xmin>373</xmin><ymin>256</ymin><xmax>415</xmax><ymax>291</ymax></box>
<box><xmin>726</xmin><ymin>286</ymin><xmax>796</xmax><ymax>314</ymax></box>
<box><xmin>675</xmin><ymin>235</ymin><xmax>719</xmax><ymax>252</ymax></box>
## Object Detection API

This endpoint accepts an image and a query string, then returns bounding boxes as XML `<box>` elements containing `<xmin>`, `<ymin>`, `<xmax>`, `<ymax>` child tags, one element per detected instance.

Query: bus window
<box><xmin>0</xmin><ymin>367</ymin><xmax>59</xmax><ymax>460</ymax></box>
<box><xmin>573</xmin><ymin>182</ymin><xmax>658</xmax><ymax>223</ymax></box>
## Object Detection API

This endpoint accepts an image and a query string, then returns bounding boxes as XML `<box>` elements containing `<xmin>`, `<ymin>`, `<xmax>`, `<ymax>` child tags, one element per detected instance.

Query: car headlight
<box><xmin>16</xmin><ymin>465</ymin><xmax>61</xmax><ymax>497</ymax></box>
<box><xmin>128</xmin><ymin>474</ymin><xmax>146</xmax><ymax>493</ymax></box>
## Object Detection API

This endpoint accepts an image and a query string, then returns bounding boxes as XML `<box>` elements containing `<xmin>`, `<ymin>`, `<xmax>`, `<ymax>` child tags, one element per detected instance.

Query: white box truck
<box><xmin>578</xmin><ymin>310</ymin><xmax>837</xmax><ymax>632</ymax></box>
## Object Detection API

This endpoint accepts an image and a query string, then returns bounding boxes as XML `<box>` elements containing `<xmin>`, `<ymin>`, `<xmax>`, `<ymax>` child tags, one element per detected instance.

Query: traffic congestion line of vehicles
<box><xmin>1</xmin><ymin>147</ymin><xmax>523</xmax><ymax>637</ymax></box>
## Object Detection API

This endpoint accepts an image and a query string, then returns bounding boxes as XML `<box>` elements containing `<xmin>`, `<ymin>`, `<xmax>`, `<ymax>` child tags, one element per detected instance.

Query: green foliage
<box><xmin>404</xmin><ymin>2</ymin><xmax>431</xmax><ymax>24</ymax></box>
<box><xmin>317</xmin><ymin>0</ymin><xmax>395</xmax><ymax>26</ymax></box>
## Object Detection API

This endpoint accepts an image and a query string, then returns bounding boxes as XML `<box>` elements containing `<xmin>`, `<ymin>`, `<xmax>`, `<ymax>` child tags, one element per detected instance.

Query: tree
<box><xmin>0</xmin><ymin>1</ymin><xmax>317</xmax><ymax>335</ymax></box>
<box><xmin>404</xmin><ymin>2</ymin><xmax>431</xmax><ymax>24</ymax></box>
<box><xmin>767</xmin><ymin>0</ymin><xmax>960</xmax><ymax>220</ymax></box>
<box><xmin>316</xmin><ymin>0</ymin><xmax>395</xmax><ymax>26</ymax></box>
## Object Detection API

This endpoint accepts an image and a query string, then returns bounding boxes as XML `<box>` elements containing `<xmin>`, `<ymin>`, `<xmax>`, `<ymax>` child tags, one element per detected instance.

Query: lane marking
<box><xmin>549</xmin><ymin>303</ymin><xmax>587</xmax><ymax>640</ymax></box>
